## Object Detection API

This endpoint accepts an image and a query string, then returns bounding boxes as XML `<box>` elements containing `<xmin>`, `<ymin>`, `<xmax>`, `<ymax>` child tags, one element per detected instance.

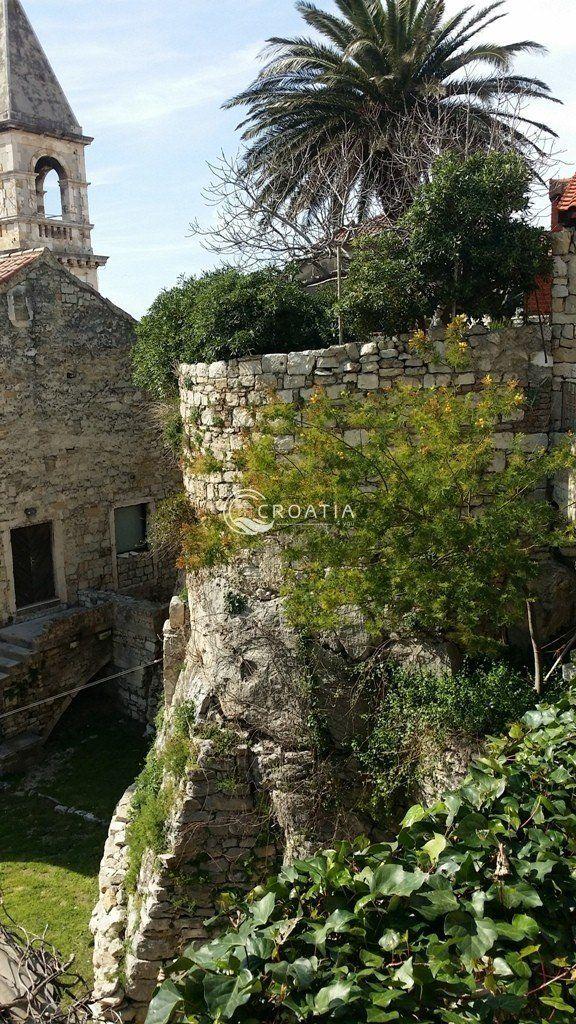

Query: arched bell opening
<box><xmin>34</xmin><ymin>157</ymin><xmax>69</xmax><ymax>219</ymax></box>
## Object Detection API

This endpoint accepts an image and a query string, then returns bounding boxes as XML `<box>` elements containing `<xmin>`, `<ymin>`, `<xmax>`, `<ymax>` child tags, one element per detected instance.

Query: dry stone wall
<box><xmin>93</xmin><ymin>314</ymin><xmax>576</xmax><ymax>1022</ymax></box>
<box><xmin>179</xmin><ymin>323</ymin><xmax>552</xmax><ymax>515</ymax></box>
<box><xmin>552</xmin><ymin>227</ymin><xmax>576</xmax><ymax>422</ymax></box>
<box><xmin>0</xmin><ymin>591</ymin><xmax>170</xmax><ymax>767</ymax></box>
<box><xmin>0</xmin><ymin>605</ymin><xmax>113</xmax><ymax>760</ymax></box>
<box><xmin>91</xmin><ymin>644</ymin><xmax>281</xmax><ymax>1022</ymax></box>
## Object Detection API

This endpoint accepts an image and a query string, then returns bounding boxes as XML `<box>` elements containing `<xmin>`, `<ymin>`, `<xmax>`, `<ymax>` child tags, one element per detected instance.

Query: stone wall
<box><xmin>93</xmin><ymin>315</ymin><xmax>576</xmax><ymax>1021</ymax></box>
<box><xmin>552</xmin><ymin>226</ymin><xmax>576</xmax><ymax>429</ymax></box>
<box><xmin>0</xmin><ymin>589</ymin><xmax>170</xmax><ymax>768</ymax></box>
<box><xmin>0</xmin><ymin>252</ymin><xmax>179</xmax><ymax>626</ymax></box>
<box><xmin>179</xmin><ymin>323</ymin><xmax>552</xmax><ymax>515</ymax></box>
<box><xmin>107</xmin><ymin>596</ymin><xmax>166</xmax><ymax>724</ymax></box>
<box><xmin>91</xmin><ymin>644</ymin><xmax>281</xmax><ymax>1022</ymax></box>
<box><xmin>0</xmin><ymin>605</ymin><xmax>113</xmax><ymax>759</ymax></box>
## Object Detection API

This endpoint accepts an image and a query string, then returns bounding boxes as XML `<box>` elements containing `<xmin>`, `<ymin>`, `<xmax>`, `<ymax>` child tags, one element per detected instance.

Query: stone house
<box><xmin>0</xmin><ymin>1</ymin><xmax>179</xmax><ymax>765</ymax></box>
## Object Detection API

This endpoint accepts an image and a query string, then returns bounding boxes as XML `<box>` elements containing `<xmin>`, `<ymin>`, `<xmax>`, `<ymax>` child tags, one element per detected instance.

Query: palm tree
<box><xmin>226</xmin><ymin>0</ymin><xmax>557</xmax><ymax>223</ymax></box>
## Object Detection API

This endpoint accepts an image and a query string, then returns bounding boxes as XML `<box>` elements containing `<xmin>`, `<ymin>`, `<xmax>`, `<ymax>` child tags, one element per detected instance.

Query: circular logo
<box><xmin>223</xmin><ymin>489</ymin><xmax>274</xmax><ymax>537</ymax></box>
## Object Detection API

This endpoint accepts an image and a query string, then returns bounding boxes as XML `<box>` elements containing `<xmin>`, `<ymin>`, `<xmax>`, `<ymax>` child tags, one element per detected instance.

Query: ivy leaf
<box><xmin>493</xmin><ymin>957</ymin><xmax>514</xmax><ymax>977</ymax></box>
<box><xmin>418</xmin><ymin>888</ymin><xmax>459</xmax><ymax>920</ymax></box>
<box><xmin>251</xmin><ymin>892</ymin><xmax>276</xmax><ymax>925</ymax></box>
<box><xmin>401</xmin><ymin>804</ymin><xmax>428</xmax><ymax>828</ymax></box>
<box><xmin>422</xmin><ymin>834</ymin><xmax>448</xmax><ymax>865</ymax></box>
<box><xmin>446</xmin><ymin>913</ymin><xmax>498</xmax><ymax>962</ymax></box>
<box><xmin>203</xmin><ymin>969</ymin><xmax>257</xmax><ymax>1020</ymax></box>
<box><xmin>189</xmin><ymin>933</ymin><xmax>244</xmax><ymax>969</ymax></box>
<box><xmin>370</xmin><ymin>864</ymin><xmax>426</xmax><ymax>897</ymax></box>
<box><xmin>540</xmin><ymin>995</ymin><xmax>575</xmax><ymax>1013</ymax></box>
<box><xmin>312</xmin><ymin>978</ymin><xmax>357</xmax><ymax>1014</ymax></box>
<box><xmin>501</xmin><ymin>881</ymin><xmax>542</xmax><ymax>909</ymax></box>
<box><xmin>496</xmin><ymin>915</ymin><xmax>539</xmax><ymax>941</ymax></box>
<box><xmin>146</xmin><ymin>980</ymin><xmax>183</xmax><ymax>1024</ymax></box>
<box><xmin>379</xmin><ymin>929</ymin><xmax>402</xmax><ymax>952</ymax></box>
<box><xmin>393</xmin><ymin>957</ymin><xmax>414</xmax><ymax>990</ymax></box>
<box><xmin>302</xmin><ymin>909</ymin><xmax>357</xmax><ymax>947</ymax></box>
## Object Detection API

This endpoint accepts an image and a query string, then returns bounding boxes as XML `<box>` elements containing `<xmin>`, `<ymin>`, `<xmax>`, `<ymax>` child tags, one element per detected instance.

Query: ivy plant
<box><xmin>148</xmin><ymin>688</ymin><xmax>576</xmax><ymax>1023</ymax></box>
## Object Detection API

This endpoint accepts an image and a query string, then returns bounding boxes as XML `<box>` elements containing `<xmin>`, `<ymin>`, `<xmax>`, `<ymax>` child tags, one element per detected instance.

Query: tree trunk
<box><xmin>526</xmin><ymin>598</ymin><xmax>543</xmax><ymax>696</ymax></box>
<box><xmin>336</xmin><ymin>244</ymin><xmax>344</xmax><ymax>346</ymax></box>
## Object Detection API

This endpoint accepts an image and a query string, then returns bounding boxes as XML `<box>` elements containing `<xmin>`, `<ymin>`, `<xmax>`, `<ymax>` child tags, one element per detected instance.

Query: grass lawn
<box><xmin>0</xmin><ymin>689</ymin><xmax>150</xmax><ymax>982</ymax></box>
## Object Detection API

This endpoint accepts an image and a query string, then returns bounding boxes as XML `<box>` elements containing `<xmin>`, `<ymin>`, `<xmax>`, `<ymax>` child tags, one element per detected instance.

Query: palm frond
<box><xmin>224</xmin><ymin>0</ymin><xmax>557</xmax><ymax>223</ymax></box>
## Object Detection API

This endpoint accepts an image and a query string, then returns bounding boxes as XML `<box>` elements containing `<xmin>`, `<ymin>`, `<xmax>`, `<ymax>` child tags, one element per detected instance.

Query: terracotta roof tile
<box><xmin>557</xmin><ymin>172</ymin><xmax>576</xmax><ymax>212</ymax></box>
<box><xmin>0</xmin><ymin>249</ymin><xmax>45</xmax><ymax>286</ymax></box>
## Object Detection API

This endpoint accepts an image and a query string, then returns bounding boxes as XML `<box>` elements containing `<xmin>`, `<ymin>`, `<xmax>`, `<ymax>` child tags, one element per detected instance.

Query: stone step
<box><xmin>0</xmin><ymin>655</ymin><xmax>20</xmax><ymax>669</ymax></box>
<box><xmin>0</xmin><ymin>609</ymin><xmax>69</xmax><ymax>650</ymax></box>
<box><xmin>0</xmin><ymin>643</ymin><xmax>30</xmax><ymax>662</ymax></box>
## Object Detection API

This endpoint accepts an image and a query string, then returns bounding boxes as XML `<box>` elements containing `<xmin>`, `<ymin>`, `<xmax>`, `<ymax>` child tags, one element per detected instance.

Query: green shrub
<box><xmin>149</xmin><ymin>493</ymin><xmax>198</xmax><ymax>559</ymax></box>
<box><xmin>352</xmin><ymin>660</ymin><xmax>551</xmax><ymax>814</ymax></box>
<box><xmin>162</xmin><ymin>400</ymin><xmax>185</xmax><ymax>457</ymax></box>
<box><xmin>133</xmin><ymin>267</ymin><xmax>335</xmax><ymax>397</ymax></box>
<box><xmin>149</xmin><ymin>687</ymin><xmax>576</xmax><ymax>1023</ymax></box>
<box><xmin>339</xmin><ymin>152</ymin><xmax>550</xmax><ymax>338</ymax></box>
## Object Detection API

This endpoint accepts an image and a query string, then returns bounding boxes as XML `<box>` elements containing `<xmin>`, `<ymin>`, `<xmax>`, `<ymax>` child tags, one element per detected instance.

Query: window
<box><xmin>115</xmin><ymin>504</ymin><xmax>148</xmax><ymax>555</ymax></box>
<box><xmin>8</xmin><ymin>285</ymin><xmax>32</xmax><ymax>326</ymax></box>
<box><xmin>35</xmin><ymin>156</ymin><xmax>68</xmax><ymax>219</ymax></box>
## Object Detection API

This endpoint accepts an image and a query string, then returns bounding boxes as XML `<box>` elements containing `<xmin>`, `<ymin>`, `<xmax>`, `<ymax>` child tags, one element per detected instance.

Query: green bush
<box><xmin>149</xmin><ymin>493</ymin><xmax>198</xmax><ymax>560</ymax></box>
<box><xmin>339</xmin><ymin>152</ymin><xmax>550</xmax><ymax>338</ymax></box>
<box><xmin>162</xmin><ymin>400</ymin><xmax>185</xmax><ymax>458</ymax></box>
<box><xmin>133</xmin><ymin>267</ymin><xmax>335</xmax><ymax>397</ymax></box>
<box><xmin>149</xmin><ymin>688</ymin><xmax>576</xmax><ymax>1023</ymax></box>
<box><xmin>352</xmin><ymin>661</ymin><xmax>552</xmax><ymax>814</ymax></box>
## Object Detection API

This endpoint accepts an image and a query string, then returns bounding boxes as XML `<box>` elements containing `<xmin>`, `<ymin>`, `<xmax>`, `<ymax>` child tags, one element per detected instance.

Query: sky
<box><xmin>23</xmin><ymin>0</ymin><xmax>576</xmax><ymax>318</ymax></box>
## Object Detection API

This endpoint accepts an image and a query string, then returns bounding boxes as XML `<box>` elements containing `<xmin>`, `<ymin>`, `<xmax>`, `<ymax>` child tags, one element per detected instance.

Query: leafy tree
<box><xmin>148</xmin><ymin>689</ymin><xmax>576</xmax><ymax>1023</ymax></box>
<box><xmin>340</xmin><ymin>152</ymin><xmax>551</xmax><ymax>337</ymax></box>
<box><xmin>133</xmin><ymin>268</ymin><xmax>334</xmax><ymax>397</ymax></box>
<box><xmin>226</xmin><ymin>0</ymin><xmax>556</xmax><ymax>222</ymax></box>
<box><xmin>228</xmin><ymin>381</ymin><xmax>573</xmax><ymax>669</ymax></box>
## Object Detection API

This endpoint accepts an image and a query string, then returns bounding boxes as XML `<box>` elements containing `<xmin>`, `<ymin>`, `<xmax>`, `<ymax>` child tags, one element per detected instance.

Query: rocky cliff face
<box><xmin>90</xmin><ymin>545</ymin><xmax>479</xmax><ymax>1023</ymax></box>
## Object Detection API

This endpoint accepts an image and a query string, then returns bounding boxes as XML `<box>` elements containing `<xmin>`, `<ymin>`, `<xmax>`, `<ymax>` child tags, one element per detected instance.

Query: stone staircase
<box><xmin>0</xmin><ymin>610</ymin><xmax>82</xmax><ymax>770</ymax></box>
<box><xmin>0</xmin><ymin>638</ymin><xmax>34</xmax><ymax>684</ymax></box>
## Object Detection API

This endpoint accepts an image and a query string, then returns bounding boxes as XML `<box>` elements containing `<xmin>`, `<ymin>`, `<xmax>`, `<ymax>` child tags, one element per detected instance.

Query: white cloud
<box><xmin>80</xmin><ymin>44</ymin><xmax>263</xmax><ymax>128</ymax></box>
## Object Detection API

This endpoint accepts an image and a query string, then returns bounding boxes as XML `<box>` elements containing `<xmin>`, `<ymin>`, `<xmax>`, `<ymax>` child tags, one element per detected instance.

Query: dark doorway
<box><xmin>10</xmin><ymin>522</ymin><xmax>57</xmax><ymax>610</ymax></box>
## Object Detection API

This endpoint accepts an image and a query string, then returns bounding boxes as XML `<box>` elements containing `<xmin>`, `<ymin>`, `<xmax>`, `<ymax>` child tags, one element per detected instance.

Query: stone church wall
<box><xmin>0</xmin><ymin>256</ymin><xmax>180</xmax><ymax>626</ymax></box>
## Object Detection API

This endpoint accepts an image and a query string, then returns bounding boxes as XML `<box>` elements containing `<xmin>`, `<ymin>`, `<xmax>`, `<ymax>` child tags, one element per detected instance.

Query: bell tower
<box><xmin>0</xmin><ymin>0</ymin><xmax>106</xmax><ymax>289</ymax></box>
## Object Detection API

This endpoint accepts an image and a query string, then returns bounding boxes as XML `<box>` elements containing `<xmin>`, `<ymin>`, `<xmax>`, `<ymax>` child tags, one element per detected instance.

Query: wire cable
<box><xmin>0</xmin><ymin>660</ymin><xmax>163</xmax><ymax>722</ymax></box>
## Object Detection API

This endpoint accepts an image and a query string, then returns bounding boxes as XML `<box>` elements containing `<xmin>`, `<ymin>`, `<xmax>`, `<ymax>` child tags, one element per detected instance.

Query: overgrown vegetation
<box><xmin>133</xmin><ymin>267</ymin><xmax>334</xmax><ymax>397</ymax></box>
<box><xmin>161</xmin><ymin>400</ymin><xmax>185</xmax><ymax>458</ymax></box>
<box><xmin>180</xmin><ymin>380</ymin><xmax>574</xmax><ymax>675</ymax></box>
<box><xmin>340</xmin><ymin>153</ymin><xmax>550</xmax><ymax>338</ymax></box>
<box><xmin>149</xmin><ymin>687</ymin><xmax>576</xmax><ymax>1023</ymax></box>
<box><xmin>126</xmin><ymin>711</ymin><xmax>240</xmax><ymax>892</ymax></box>
<box><xmin>351</xmin><ymin>660</ymin><xmax>556</xmax><ymax>815</ymax></box>
<box><xmin>126</xmin><ymin>709</ymin><xmax>199</xmax><ymax>892</ymax></box>
<box><xmin>150</xmin><ymin>493</ymin><xmax>199</xmax><ymax>560</ymax></box>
